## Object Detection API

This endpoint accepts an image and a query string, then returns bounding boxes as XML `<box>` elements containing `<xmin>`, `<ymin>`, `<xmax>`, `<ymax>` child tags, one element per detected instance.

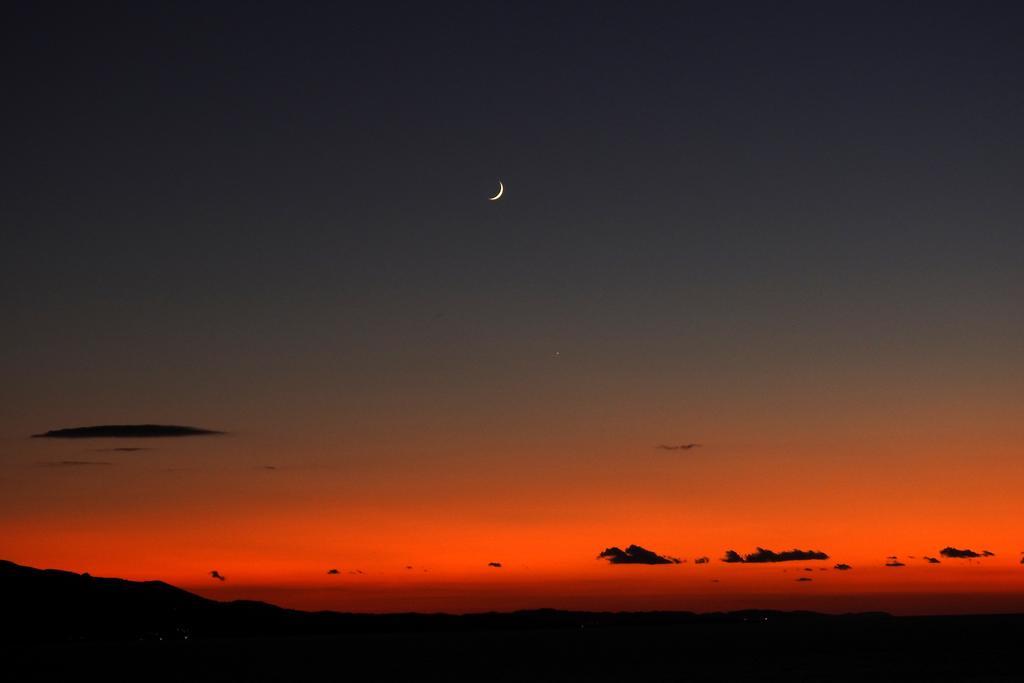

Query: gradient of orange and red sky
<box><xmin>2</xmin><ymin>2</ymin><xmax>1022</xmax><ymax>614</ymax></box>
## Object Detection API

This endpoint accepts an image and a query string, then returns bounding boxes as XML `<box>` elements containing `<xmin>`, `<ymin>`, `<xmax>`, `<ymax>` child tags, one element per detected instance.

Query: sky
<box><xmin>1</xmin><ymin>1</ymin><xmax>1022</xmax><ymax>615</ymax></box>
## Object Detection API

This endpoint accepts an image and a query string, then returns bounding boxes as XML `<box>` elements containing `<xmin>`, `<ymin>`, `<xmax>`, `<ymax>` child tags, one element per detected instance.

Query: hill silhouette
<box><xmin>1</xmin><ymin>559</ymin><xmax>892</xmax><ymax>641</ymax></box>
<box><xmin>0</xmin><ymin>559</ymin><xmax>299</xmax><ymax>640</ymax></box>
<box><xmin>3</xmin><ymin>559</ymin><xmax>1023</xmax><ymax>680</ymax></box>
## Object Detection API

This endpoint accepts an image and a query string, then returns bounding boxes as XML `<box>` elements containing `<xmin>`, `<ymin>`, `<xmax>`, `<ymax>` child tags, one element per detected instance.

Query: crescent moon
<box><xmin>489</xmin><ymin>180</ymin><xmax>504</xmax><ymax>201</ymax></box>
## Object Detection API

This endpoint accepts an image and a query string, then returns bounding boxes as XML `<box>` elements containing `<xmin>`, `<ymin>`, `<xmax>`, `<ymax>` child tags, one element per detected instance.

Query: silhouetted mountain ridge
<box><xmin>1</xmin><ymin>559</ymin><xmax>899</xmax><ymax>641</ymax></box>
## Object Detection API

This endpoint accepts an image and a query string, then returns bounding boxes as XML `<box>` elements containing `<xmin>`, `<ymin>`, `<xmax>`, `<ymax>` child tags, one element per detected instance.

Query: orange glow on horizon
<box><xmin>3</xmin><ymin>428</ymin><xmax>1022</xmax><ymax>615</ymax></box>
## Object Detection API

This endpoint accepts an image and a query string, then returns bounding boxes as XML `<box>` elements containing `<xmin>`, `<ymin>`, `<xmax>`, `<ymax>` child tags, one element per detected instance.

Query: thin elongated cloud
<box><xmin>834</xmin><ymin>564</ymin><xmax>852</xmax><ymax>571</ymax></box>
<box><xmin>656</xmin><ymin>443</ymin><xmax>702</xmax><ymax>450</ymax></box>
<box><xmin>487</xmin><ymin>562</ymin><xmax>503</xmax><ymax>568</ymax></box>
<box><xmin>885</xmin><ymin>558</ymin><xmax>906</xmax><ymax>567</ymax></box>
<box><xmin>795</xmin><ymin>577</ymin><xmax>813</xmax><ymax>582</ymax></box>
<box><xmin>923</xmin><ymin>556</ymin><xmax>941</xmax><ymax>564</ymax></box>
<box><xmin>939</xmin><ymin>546</ymin><xmax>994</xmax><ymax>559</ymax></box>
<box><xmin>598</xmin><ymin>545</ymin><xmax>681</xmax><ymax>565</ymax></box>
<box><xmin>327</xmin><ymin>568</ymin><xmax>340</xmax><ymax>575</ymax></box>
<box><xmin>33</xmin><ymin>424</ymin><xmax>225</xmax><ymax>439</ymax></box>
<box><xmin>93</xmin><ymin>447</ymin><xmax>153</xmax><ymax>452</ymax></box>
<box><xmin>38</xmin><ymin>460</ymin><xmax>112</xmax><ymax>467</ymax></box>
<box><xmin>721</xmin><ymin>547</ymin><xmax>829</xmax><ymax>563</ymax></box>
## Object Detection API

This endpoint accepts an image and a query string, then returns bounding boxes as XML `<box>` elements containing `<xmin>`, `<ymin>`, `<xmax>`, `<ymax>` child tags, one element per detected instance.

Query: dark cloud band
<box><xmin>598</xmin><ymin>545</ymin><xmax>680</xmax><ymax>565</ymax></box>
<box><xmin>33</xmin><ymin>424</ymin><xmax>225</xmax><ymax>439</ymax></box>
<box><xmin>940</xmin><ymin>547</ymin><xmax>994</xmax><ymax>559</ymax></box>
<box><xmin>722</xmin><ymin>547</ymin><xmax>829</xmax><ymax>563</ymax></box>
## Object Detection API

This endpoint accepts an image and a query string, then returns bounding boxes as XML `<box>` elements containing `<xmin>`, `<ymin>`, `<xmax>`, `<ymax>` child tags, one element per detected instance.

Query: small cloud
<box><xmin>795</xmin><ymin>577</ymin><xmax>813</xmax><ymax>582</ymax></box>
<box><xmin>834</xmin><ymin>564</ymin><xmax>852</xmax><ymax>571</ymax></box>
<box><xmin>656</xmin><ymin>443</ymin><xmax>702</xmax><ymax>451</ymax></box>
<box><xmin>210</xmin><ymin>570</ymin><xmax>226</xmax><ymax>581</ymax></box>
<box><xmin>94</xmin><ymin>447</ymin><xmax>153</xmax><ymax>452</ymax></box>
<box><xmin>694</xmin><ymin>556</ymin><xmax>710</xmax><ymax>564</ymax></box>
<box><xmin>487</xmin><ymin>562</ymin><xmax>503</xmax><ymax>568</ymax></box>
<box><xmin>598</xmin><ymin>544</ymin><xmax>681</xmax><ymax>565</ymax></box>
<box><xmin>940</xmin><ymin>546</ymin><xmax>993</xmax><ymax>559</ymax></box>
<box><xmin>259</xmin><ymin>465</ymin><xmax>278</xmax><ymax>470</ymax></box>
<box><xmin>33</xmin><ymin>424</ymin><xmax>225</xmax><ymax>439</ymax></box>
<box><xmin>327</xmin><ymin>568</ymin><xmax>340</xmax><ymax>575</ymax></box>
<box><xmin>722</xmin><ymin>550</ymin><xmax>743</xmax><ymax>563</ymax></box>
<box><xmin>803</xmin><ymin>568</ymin><xmax>814</xmax><ymax>572</ymax></box>
<box><xmin>405</xmin><ymin>565</ymin><xmax>413</xmax><ymax>570</ymax></box>
<box><xmin>721</xmin><ymin>547</ymin><xmax>829</xmax><ymax>563</ymax></box>
<box><xmin>923</xmin><ymin>556</ymin><xmax>941</xmax><ymax>564</ymax></box>
<box><xmin>37</xmin><ymin>460</ymin><xmax>112</xmax><ymax>467</ymax></box>
<box><xmin>885</xmin><ymin>560</ymin><xmax>906</xmax><ymax>567</ymax></box>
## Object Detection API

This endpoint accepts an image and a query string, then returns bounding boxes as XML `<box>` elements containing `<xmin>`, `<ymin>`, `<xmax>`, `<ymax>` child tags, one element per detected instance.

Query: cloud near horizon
<box><xmin>656</xmin><ymin>443</ymin><xmax>702</xmax><ymax>450</ymax></box>
<box><xmin>721</xmin><ymin>547</ymin><xmax>829</xmax><ymax>563</ymax></box>
<box><xmin>940</xmin><ymin>547</ymin><xmax>994</xmax><ymax>559</ymax></box>
<box><xmin>37</xmin><ymin>460</ymin><xmax>113</xmax><ymax>467</ymax></box>
<box><xmin>487</xmin><ymin>562</ymin><xmax>503</xmax><ymax>568</ymax></box>
<box><xmin>834</xmin><ymin>564</ymin><xmax>852</xmax><ymax>571</ymax></box>
<box><xmin>33</xmin><ymin>424</ymin><xmax>225</xmax><ymax>439</ymax></box>
<box><xmin>598</xmin><ymin>545</ymin><xmax>681</xmax><ymax>565</ymax></box>
<box><xmin>210</xmin><ymin>570</ymin><xmax>226</xmax><ymax>581</ymax></box>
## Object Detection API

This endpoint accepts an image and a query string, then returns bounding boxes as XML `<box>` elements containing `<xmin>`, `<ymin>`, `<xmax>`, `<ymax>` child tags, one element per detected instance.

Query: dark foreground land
<box><xmin>2</xmin><ymin>560</ymin><xmax>1021</xmax><ymax>681</ymax></box>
